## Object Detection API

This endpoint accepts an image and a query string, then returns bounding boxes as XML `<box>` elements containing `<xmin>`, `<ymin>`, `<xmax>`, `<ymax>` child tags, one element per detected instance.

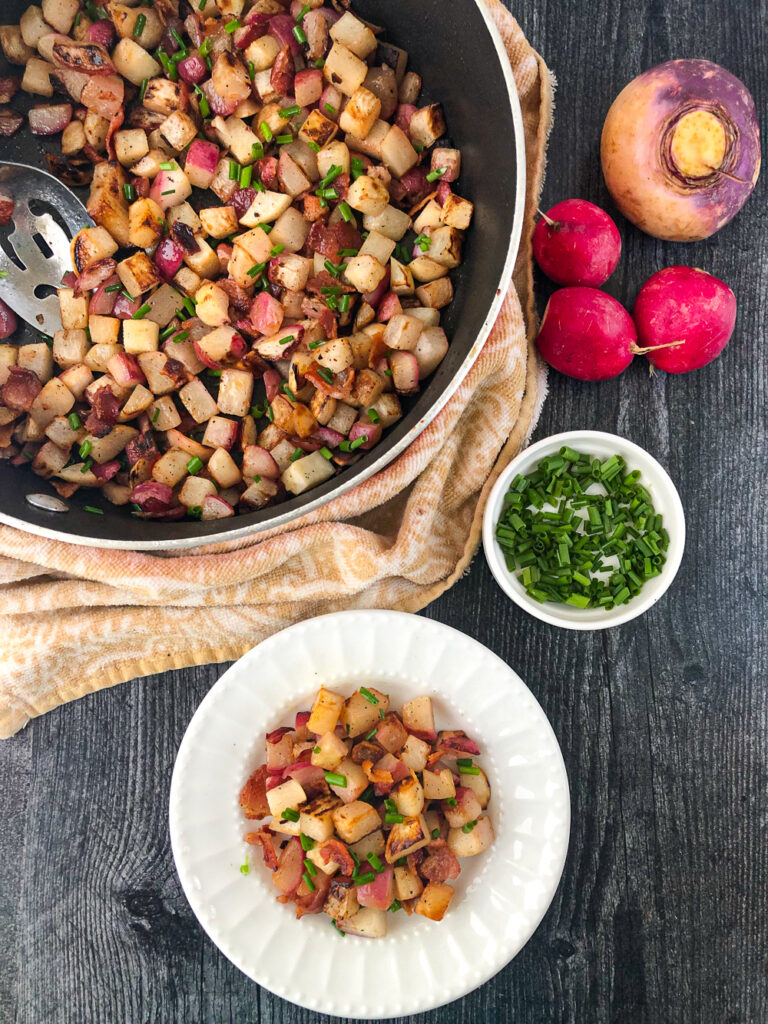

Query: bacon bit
<box><xmin>303</xmin><ymin>195</ymin><xmax>329</xmax><ymax>222</ymax></box>
<box><xmin>426</xmin><ymin>747</ymin><xmax>460</xmax><ymax>769</ymax></box>
<box><xmin>305</xmin><ymin>365</ymin><xmax>354</xmax><ymax>401</ymax></box>
<box><xmin>50</xmin><ymin>479</ymin><xmax>80</xmax><ymax>498</ymax></box>
<box><xmin>408</xmin><ymin>189</ymin><xmax>439</xmax><ymax>218</ymax></box>
<box><xmin>0</xmin><ymin>422</ymin><xmax>15</xmax><ymax>448</ymax></box>
<box><xmin>438</xmin><ymin>730</ymin><xmax>480</xmax><ymax>755</ymax></box>
<box><xmin>85</xmin><ymin>387</ymin><xmax>120</xmax><ymax>437</ymax></box>
<box><xmin>361</xmin><ymin>759</ymin><xmax>393</xmax><ymax>786</ymax></box>
<box><xmin>244</xmin><ymin>825</ymin><xmax>279</xmax><ymax>870</ymax></box>
<box><xmin>406</xmin><ymin>849</ymin><xmax>425</xmax><ymax>875</ymax></box>
<box><xmin>125</xmin><ymin>431</ymin><xmax>159</xmax><ymax>468</ymax></box>
<box><xmin>270</xmin><ymin>46</ymin><xmax>295</xmax><ymax>97</ymax></box>
<box><xmin>0</xmin><ymin>77</ymin><xmax>19</xmax><ymax>105</ymax></box>
<box><xmin>105</xmin><ymin>109</ymin><xmax>124</xmax><ymax>161</ymax></box>
<box><xmin>257</xmin><ymin>156</ymin><xmax>279</xmax><ymax>190</ymax></box>
<box><xmin>239</xmin><ymin>764</ymin><xmax>270</xmax><ymax>820</ymax></box>
<box><xmin>1</xmin><ymin>367</ymin><xmax>41</xmax><ymax>412</ymax></box>
<box><xmin>305</xmin><ymin>271</ymin><xmax>354</xmax><ymax>296</ymax></box>
<box><xmin>420</xmin><ymin>840</ymin><xmax>460</xmax><ymax>883</ymax></box>
<box><xmin>306</xmin><ymin>220</ymin><xmax>362</xmax><ymax>262</ymax></box>
<box><xmin>0</xmin><ymin>193</ymin><xmax>14</xmax><ymax>228</ymax></box>
<box><xmin>318</xmin><ymin>838</ymin><xmax>356</xmax><ymax>876</ymax></box>
<box><xmin>294</xmin><ymin>870</ymin><xmax>331</xmax><ymax>918</ymax></box>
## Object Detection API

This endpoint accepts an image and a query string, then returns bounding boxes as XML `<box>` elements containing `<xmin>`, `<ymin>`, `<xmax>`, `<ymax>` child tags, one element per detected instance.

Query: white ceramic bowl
<box><xmin>482</xmin><ymin>431</ymin><xmax>685</xmax><ymax>630</ymax></box>
<box><xmin>169</xmin><ymin>610</ymin><xmax>570</xmax><ymax>1019</ymax></box>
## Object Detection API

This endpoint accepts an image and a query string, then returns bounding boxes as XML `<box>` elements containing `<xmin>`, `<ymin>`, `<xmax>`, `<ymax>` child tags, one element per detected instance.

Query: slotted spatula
<box><xmin>0</xmin><ymin>161</ymin><xmax>93</xmax><ymax>336</ymax></box>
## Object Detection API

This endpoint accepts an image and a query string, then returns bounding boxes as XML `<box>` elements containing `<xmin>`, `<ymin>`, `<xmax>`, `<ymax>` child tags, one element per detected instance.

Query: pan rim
<box><xmin>0</xmin><ymin>0</ymin><xmax>527</xmax><ymax>551</ymax></box>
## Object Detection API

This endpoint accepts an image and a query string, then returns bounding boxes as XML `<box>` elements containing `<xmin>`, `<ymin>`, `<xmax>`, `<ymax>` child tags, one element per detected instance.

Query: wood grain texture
<box><xmin>1</xmin><ymin>0</ymin><xmax>767</xmax><ymax>1021</ymax></box>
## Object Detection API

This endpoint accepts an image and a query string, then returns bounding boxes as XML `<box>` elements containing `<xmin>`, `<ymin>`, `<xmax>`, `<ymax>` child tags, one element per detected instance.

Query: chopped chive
<box><xmin>78</xmin><ymin>440</ymin><xmax>92</xmax><ymax>460</ymax></box>
<box><xmin>364</xmin><ymin>728</ymin><xmax>378</xmax><ymax>740</ymax></box>
<box><xmin>251</xmin><ymin>141</ymin><xmax>264</xmax><ymax>160</ymax></box>
<box><xmin>171</xmin><ymin>29</ymin><xmax>187</xmax><ymax>55</ymax></box>
<box><xmin>292</xmin><ymin>24</ymin><xmax>307</xmax><ymax>44</ymax></box>
<box><xmin>67</xmin><ymin>412</ymin><xmax>81</xmax><ymax>430</ymax></box>
<box><xmin>161</xmin><ymin>189</ymin><xmax>174</xmax><ymax>196</ymax></box>
<box><xmin>123</xmin><ymin>183</ymin><xmax>136</xmax><ymax>202</ymax></box>
<box><xmin>276</xmin><ymin>133</ymin><xmax>293</xmax><ymax>145</ymax></box>
<box><xmin>445</xmin><ymin>797</ymin><xmax>458</xmax><ymax>807</ymax></box>
<box><xmin>0</xmin><ymin>271</ymin><xmax>7</xmax><ymax>280</ymax></box>
<box><xmin>280</xmin><ymin>105</ymin><xmax>301</xmax><ymax>119</ymax></box>
<box><xmin>199</xmin><ymin>36</ymin><xmax>211</xmax><ymax>56</ymax></box>
<box><xmin>186</xmin><ymin>456</ymin><xmax>203</xmax><ymax>475</ymax></box>
<box><xmin>323</xmin><ymin>259</ymin><xmax>341</xmax><ymax>277</ymax></box>
<box><xmin>281</xmin><ymin>807</ymin><xmax>300</xmax><ymax>822</ymax></box>
<box><xmin>134</xmin><ymin>13</ymin><xmax>146</xmax><ymax>36</ymax></box>
<box><xmin>360</xmin><ymin>687</ymin><xmax>379</xmax><ymax>705</ymax></box>
<box><xmin>413</xmin><ymin>142</ymin><xmax>424</xmax><ymax>152</ymax></box>
<box><xmin>239</xmin><ymin>856</ymin><xmax>249</xmax><ymax>875</ymax></box>
<box><xmin>80</xmin><ymin>459</ymin><xmax>92</xmax><ymax>474</ymax></box>
<box><xmin>332</xmin><ymin>919</ymin><xmax>345</xmax><ymax>936</ymax></box>
<box><xmin>132</xmin><ymin>303</ymin><xmax>151</xmax><ymax>320</ymax></box>
<box><xmin>324</xmin><ymin>771</ymin><xmax>347</xmax><ymax>787</ymax></box>
<box><xmin>367</xmin><ymin>408</ymin><xmax>380</xmax><ymax>424</ymax></box>
<box><xmin>308</xmin><ymin>339</ymin><xmax>324</xmax><ymax>350</ymax></box>
<box><xmin>324</xmin><ymin>102</ymin><xmax>336</xmax><ymax>116</ymax></box>
<box><xmin>307</xmin><ymin>141</ymin><xmax>320</xmax><ymax>152</ymax></box>
<box><xmin>121</xmin><ymin>290</ymin><xmax>135</xmax><ymax>302</ymax></box>
<box><xmin>368</xmin><ymin>853</ymin><xmax>385</xmax><ymax>874</ymax></box>
<box><xmin>459</xmin><ymin>765</ymin><xmax>481</xmax><ymax>775</ymax></box>
<box><xmin>338</xmin><ymin>200</ymin><xmax>353</xmax><ymax>222</ymax></box>
<box><xmin>229</xmin><ymin>160</ymin><xmax>240</xmax><ymax>180</ymax></box>
<box><xmin>385</xmin><ymin>813</ymin><xmax>405</xmax><ymax>824</ymax></box>
<box><xmin>270</xmin><ymin>244</ymin><xmax>286</xmax><ymax>257</ymax></box>
<box><xmin>225</xmin><ymin>19</ymin><xmax>240</xmax><ymax>33</ymax></box>
<box><xmin>303</xmin><ymin>857</ymin><xmax>317</xmax><ymax>877</ymax></box>
<box><xmin>319</xmin><ymin>446</ymin><xmax>333</xmax><ymax>460</ymax></box>
<box><xmin>351</xmin><ymin>157</ymin><xmax>364</xmax><ymax>180</ymax></box>
<box><xmin>338</xmin><ymin>294</ymin><xmax>350</xmax><ymax>314</ymax></box>
<box><xmin>260</xmin><ymin>122</ymin><xmax>273</xmax><ymax>142</ymax></box>
<box><xmin>314</xmin><ymin>58</ymin><xmax>325</xmax><ymax>69</ymax></box>
<box><xmin>317</xmin><ymin>367</ymin><xmax>334</xmax><ymax>385</ymax></box>
<box><xmin>431</xmin><ymin>828</ymin><xmax>441</xmax><ymax>839</ymax></box>
<box><xmin>426</xmin><ymin>167</ymin><xmax>447</xmax><ymax>182</ymax></box>
<box><xmin>159</xmin><ymin>161</ymin><xmax>174</xmax><ymax>171</ymax></box>
<box><xmin>295</xmin><ymin>3</ymin><xmax>311</xmax><ymax>21</ymax></box>
<box><xmin>247</xmin><ymin>261</ymin><xmax>267</xmax><ymax>278</ymax></box>
<box><xmin>414</xmin><ymin>233</ymin><xmax>432</xmax><ymax>251</ymax></box>
<box><xmin>105</xmin><ymin>284</ymin><xmax>121</xmax><ymax>293</ymax></box>
<box><xmin>354</xmin><ymin>871</ymin><xmax>376</xmax><ymax>886</ymax></box>
<box><xmin>388</xmin><ymin>899</ymin><xmax>402</xmax><ymax>913</ymax></box>
<box><xmin>462</xmin><ymin>820</ymin><xmax>478</xmax><ymax>834</ymax></box>
<box><xmin>300</xmin><ymin>833</ymin><xmax>314</xmax><ymax>851</ymax></box>
<box><xmin>239</xmin><ymin>164</ymin><xmax>253</xmax><ymax>188</ymax></box>
<box><xmin>83</xmin><ymin>505</ymin><xmax>103</xmax><ymax>515</ymax></box>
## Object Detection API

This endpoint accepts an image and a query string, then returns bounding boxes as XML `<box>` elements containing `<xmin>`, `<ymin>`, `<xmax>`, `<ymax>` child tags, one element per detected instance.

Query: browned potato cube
<box><xmin>308</xmin><ymin>686</ymin><xmax>345</xmax><ymax>735</ymax></box>
<box><xmin>409</xmin><ymin>104</ymin><xmax>447</xmax><ymax>148</ymax></box>
<box><xmin>440</xmin><ymin>192</ymin><xmax>474</xmax><ymax>230</ymax></box>
<box><xmin>416</xmin><ymin>277</ymin><xmax>454</xmax><ymax>309</ymax></box>
<box><xmin>298</xmin><ymin>109</ymin><xmax>339</xmax><ymax>150</ymax></box>
<box><xmin>323</xmin><ymin>42</ymin><xmax>367</xmax><ymax>96</ymax></box>
<box><xmin>340</xmin><ymin>688</ymin><xmax>390</xmax><ymax>737</ymax></box>
<box><xmin>384</xmin><ymin>814</ymin><xmax>431</xmax><ymax>864</ymax></box>
<box><xmin>414</xmin><ymin>882</ymin><xmax>454</xmax><ymax>922</ymax></box>
<box><xmin>338</xmin><ymin>86</ymin><xmax>381</xmax><ymax>140</ymax></box>
<box><xmin>331</xmin><ymin>800</ymin><xmax>381</xmax><ymax>844</ymax></box>
<box><xmin>118</xmin><ymin>251</ymin><xmax>160</xmax><ymax>297</ymax></box>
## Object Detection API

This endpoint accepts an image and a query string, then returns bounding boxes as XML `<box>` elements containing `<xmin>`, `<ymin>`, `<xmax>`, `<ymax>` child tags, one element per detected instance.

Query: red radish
<box><xmin>201</xmin><ymin>495</ymin><xmax>235</xmax><ymax>520</ymax></box>
<box><xmin>0</xmin><ymin>298</ymin><xmax>18</xmax><ymax>339</ymax></box>
<box><xmin>113</xmin><ymin>292</ymin><xmax>142</xmax><ymax>319</ymax></box>
<box><xmin>107</xmin><ymin>352</ymin><xmax>145</xmax><ymax>388</ymax></box>
<box><xmin>348</xmin><ymin>420</ymin><xmax>382</xmax><ymax>450</ymax></box>
<box><xmin>203</xmin><ymin>417</ymin><xmax>239</xmax><ymax>451</ymax></box>
<box><xmin>376</xmin><ymin>291</ymin><xmax>402</xmax><ymax>322</ymax></box>
<box><xmin>269</xmin><ymin>14</ymin><xmax>302</xmax><ymax>55</ymax></box>
<box><xmin>536</xmin><ymin>288</ymin><xmax>638</xmax><ymax>381</ymax></box>
<box><xmin>89</xmin><ymin>276</ymin><xmax>119</xmax><ymax>315</ymax></box>
<box><xmin>150</xmin><ymin>167</ymin><xmax>191</xmax><ymax>211</ymax></box>
<box><xmin>272</xmin><ymin>838</ymin><xmax>303</xmax><ymax>896</ymax></box>
<box><xmin>250</xmin><ymin>291</ymin><xmax>284</xmax><ymax>336</ymax></box>
<box><xmin>87</xmin><ymin>20</ymin><xmax>116</xmax><ymax>48</ymax></box>
<box><xmin>177</xmin><ymin>52</ymin><xmax>208</xmax><ymax>85</ymax></box>
<box><xmin>242</xmin><ymin>445</ymin><xmax>281</xmax><ymax>481</ymax></box>
<box><xmin>28</xmin><ymin>104</ymin><xmax>72</xmax><ymax>135</ymax></box>
<box><xmin>533</xmin><ymin>200</ymin><xmax>622</xmax><ymax>287</ymax></box>
<box><xmin>154</xmin><ymin>237</ymin><xmax>184</xmax><ymax>281</ymax></box>
<box><xmin>356</xmin><ymin>866</ymin><xmax>394</xmax><ymax>911</ymax></box>
<box><xmin>601</xmin><ymin>60</ymin><xmax>761</xmax><ymax>241</ymax></box>
<box><xmin>633</xmin><ymin>266</ymin><xmax>737</xmax><ymax>373</ymax></box>
<box><xmin>319</xmin><ymin>84</ymin><xmax>343</xmax><ymax>121</ymax></box>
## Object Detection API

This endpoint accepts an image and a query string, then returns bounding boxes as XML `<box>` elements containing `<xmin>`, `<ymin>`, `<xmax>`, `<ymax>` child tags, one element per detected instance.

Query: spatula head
<box><xmin>0</xmin><ymin>161</ymin><xmax>93</xmax><ymax>336</ymax></box>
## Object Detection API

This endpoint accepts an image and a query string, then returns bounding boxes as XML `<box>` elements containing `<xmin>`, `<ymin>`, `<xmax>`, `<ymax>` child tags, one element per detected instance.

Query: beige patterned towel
<box><xmin>0</xmin><ymin>1</ymin><xmax>552</xmax><ymax>738</ymax></box>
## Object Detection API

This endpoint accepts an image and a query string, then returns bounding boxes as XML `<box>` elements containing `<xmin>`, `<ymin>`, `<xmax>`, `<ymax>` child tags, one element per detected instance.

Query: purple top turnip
<box><xmin>601</xmin><ymin>60</ymin><xmax>761</xmax><ymax>241</ymax></box>
<box><xmin>533</xmin><ymin>200</ymin><xmax>622</xmax><ymax>287</ymax></box>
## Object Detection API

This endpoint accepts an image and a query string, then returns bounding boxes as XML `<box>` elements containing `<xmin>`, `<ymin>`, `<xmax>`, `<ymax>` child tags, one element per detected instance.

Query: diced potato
<box><xmin>440</xmin><ymin>193</ymin><xmax>474</xmax><ymax>230</ymax></box>
<box><xmin>269</xmin><ymin>207</ymin><xmax>310</xmax><ymax>253</ymax></box>
<box><xmin>363</xmin><ymin>205</ymin><xmax>411</xmax><ymax>242</ymax></box>
<box><xmin>338</xmin><ymin>906</ymin><xmax>387</xmax><ymax>938</ymax></box>
<box><xmin>399</xmin><ymin>70</ymin><xmax>422</xmax><ymax>106</ymax></box>
<box><xmin>400</xmin><ymin>734</ymin><xmax>430</xmax><ymax>773</ymax></box>
<box><xmin>159</xmin><ymin>110</ymin><xmax>197</xmax><ymax>152</ymax></box>
<box><xmin>114</xmin><ymin>128</ymin><xmax>149</xmax><ymax>167</ymax></box>
<box><xmin>268</xmin><ymin>253</ymin><xmax>313</xmax><ymax>292</ymax></box>
<box><xmin>244</xmin><ymin>34</ymin><xmax>280</xmax><ymax>72</ymax></box>
<box><xmin>57</xmin><ymin>289</ymin><xmax>88</xmax><ymax>331</ymax></box>
<box><xmin>44</xmin><ymin>413</ymin><xmax>83</xmax><ymax>448</ymax></box>
<box><xmin>323</xmin><ymin>42</ymin><xmax>367</xmax><ymax>96</ymax></box>
<box><xmin>346</xmin><ymin>175</ymin><xmax>389</xmax><ymax>216</ymax></box>
<box><xmin>184</xmin><ymin>236</ymin><xmax>220</xmax><ymax>279</ymax></box>
<box><xmin>128</xmin><ymin>197</ymin><xmax>164</xmax><ymax>249</ymax></box>
<box><xmin>52</xmin><ymin>329</ymin><xmax>88</xmax><ymax>369</ymax></box>
<box><xmin>22</xmin><ymin>56</ymin><xmax>53</xmax><ymax>96</ymax></box>
<box><xmin>384</xmin><ymin>814</ymin><xmax>431</xmax><ymax>864</ymax></box>
<box><xmin>20</xmin><ymin>6</ymin><xmax>50</xmax><ymax>49</ymax></box>
<box><xmin>329</xmin><ymin>12</ymin><xmax>377</xmax><ymax>59</ymax></box>
<box><xmin>42</xmin><ymin>0</ymin><xmax>79</xmax><ymax>34</ymax></box>
<box><xmin>406</xmin><ymin>307</ymin><xmax>441</xmax><ymax>327</ymax></box>
<box><xmin>84</xmin><ymin>343</ymin><xmax>120</xmax><ymax>374</ymax></box>
<box><xmin>217</xmin><ymin>368</ymin><xmax>253</xmax><ymax>418</ymax></box>
<box><xmin>414</xmin><ymin>881</ymin><xmax>454</xmax><ymax>922</ymax></box>
<box><xmin>343</xmin><ymin>255</ymin><xmax>387</xmax><ymax>294</ymax></box>
<box><xmin>331</xmin><ymin>800</ymin><xmax>380</xmax><ymax>844</ymax></box>
<box><xmin>143</xmin><ymin>284</ymin><xmax>182</xmax><ymax>328</ymax></box>
<box><xmin>323</xmin><ymin>879</ymin><xmax>360</xmax><ymax>922</ymax></box>
<box><xmin>314</xmin><ymin>337</ymin><xmax>354</xmax><ymax>376</ymax></box>
<box><xmin>207</xmin><ymin>447</ymin><xmax>241</xmax><ymax>488</ymax></box>
<box><xmin>123</xmin><ymin>319</ymin><xmax>160</xmax><ymax>355</ymax></box>
<box><xmin>84</xmin><ymin>424</ymin><xmax>136</xmax><ymax>463</ymax></box>
<box><xmin>220</xmin><ymin>115</ymin><xmax>260</xmax><ymax>165</ymax></box>
<box><xmin>87</xmin><ymin>316</ymin><xmax>119</xmax><ymax>348</ymax></box>
<box><xmin>118</xmin><ymin>384</ymin><xmax>154</xmax><ymax>422</ymax></box>
<box><xmin>414</xmin><ymin>199</ymin><xmax>444</xmax><ymax>234</ymax></box>
<box><xmin>0</xmin><ymin>25</ymin><xmax>34</xmax><ymax>65</ymax></box>
<box><xmin>345</xmin><ymin>119</ymin><xmax>389</xmax><ymax>160</ymax></box>
<box><xmin>32</xmin><ymin>440</ymin><xmax>69</xmax><ymax>479</ymax></box>
<box><xmin>394</xmin><ymin>774</ymin><xmax>425</xmax><ymax>817</ymax></box>
<box><xmin>179</xmin><ymin>378</ymin><xmax>218</xmax><ymax>423</ymax></box>
<box><xmin>236</xmin><ymin>226</ymin><xmax>274</xmax><ymax>263</ymax></box>
<box><xmin>308</xmin><ymin>686</ymin><xmax>345</xmax><ymax>735</ymax></box>
<box><xmin>443</xmin><ymin>788</ymin><xmax>483</xmax><ymax>829</ymax></box>
<box><xmin>350</xmin><ymin>368</ymin><xmax>385</xmax><ymax>407</ymax></box>
<box><xmin>266</xmin><ymin>778</ymin><xmax>307</xmax><ymax>821</ymax></box>
<box><xmin>281</xmin><ymin>449</ymin><xmax>335</xmax><ymax>495</ymax></box>
<box><xmin>380</xmin><ymin>124</ymin><xmax>419</xmax><ymax>177</ymax></box>
<box><xmin>447</xmin><ymin>815</ymin><xmax>494</xmax><ymax>857</ymax></box>
<box><xmin>383</xmin><ymin>314</ymin><xmax>423</xmax><ymax>352</ymax></box>
<box><xmin>339</xmin><ymin>687</ymin><xmax>390</xmax><ymax>737</ymax></box>
<box><xmin>240</xmin><ymin>190</ymin><xmax>293</xmax><ymax>228</ymax></box>
<box><xmin>112</xmin><ymin>37</ymin><xmax>161</xmax><ymax>86</ymax></box>
<box><xmin>61</xmin><ymin>119</ymin><xmax>86</xmax><ymax>156</ymax></box>
<box><xmin>304</xmin><ymin>845</ymin><xmax>339</xmax><ymax>877</ymax></box>
<box><xmin>428</xmin><ymin>226</ymin><xmax>463</xmax><ymax>269</ymax></box>
<box><xmin>327</xmin><ymin>758</ymin><xmax>368</xmax><ymax>804</ymax></box>
<box><xmin>409</xmin><ymin>104</ymin><xmax>447</xmax><ymax>148</ymax></box>
<box><xmin>409</xmin><ymin>255</ymin><xmax>450</xmax><ymax>283</ymax></box>
<box><xmin>316</xmin><ymin>140</ymin><xmax>350</xmax><ymax>178</ymax></box>
<box><xmin>338</xmin><ymin>86</ymin><xmax>381</xmax><ymax>140</ymax></box>
<box><xmin>359</xmin><ymin>230</ymin><xmax>395</xmax><ymax>265</ymax></box>
<box><xmin>117</xmin><ymin>251</ymin><xmax>160</xmax><ymax>297</ymax></box>
<box><xmin>179</xmin><ymin>475</ymin><xmax>217</xmax><ymax>508</ymax></box>
<box><xmin>460</xmin><ymin>767</ymin><xmax>491</xmax><ymax>809</ymax></box>
<box><xmin>415</xmin><ymin>277</ymin><xmax>454</xmax><ymax>309</ymax></box>
<box><xmin>199</xmin><ymin>205</ymin><xmax>238</xmax><ymax>240</ymax></box>
<box><xmin>147</xmin><ymin>394</ymin><xmax>181</xmax><ymax>431</ymax></box>
<box><xmin>71</xmin><ymin>226</ymin><xmax>118</xmax><ymax>274</ymax></box>
<box><xmin>278</xmin><ymin>151</ymin><xmax>312</xmax><ymax>198</ymax></box>
<box><xmin>194</xmin><ymin>282</ymin><xmax>230</xmax><ymax>328</ymax></box>
<box><xmin>152</xmin><ymin>447</ymin><xmax>191</xmax><ymax>487</ymax></box>
<box><xmin>142</xmin><ymin>77</ymin><xmax>184</xmax><ymax>116</ymax></box>
<box><xmin>84</xmin><ymin>374</ymin><xmax>129</xmax><ymax>407</ymax></box>
<box><xmin>370</xmin><ymin>392</ymin><xmax>402</xmax><ymax>428</ymax></box>
<box><xmin>29</xmin><ymin>378</ymin><xmax>74</xmax><ymax>428</ymax></box>
<box><xmin>394</xmin><ymin>866</ymin><xmax>423</xmax><ymax>901</ymax></box>
<box><xmin>349</xmin><ymin>829</ymin><xmax>385</xmax><ymax>862</ymax></box>
<box><xmin>299</xmin><ymin>794</ymin><xmax>341</xmax><ymax>843</ymax></box>
<box><xmin>311</xmin><ymin>731</ymin><xmax>349</xmax><ymax>771</ymax></box>
<box><xmin>422</xmin><ymin>768</ymin><xmax>455</xmax><ymax>801</ymax></box>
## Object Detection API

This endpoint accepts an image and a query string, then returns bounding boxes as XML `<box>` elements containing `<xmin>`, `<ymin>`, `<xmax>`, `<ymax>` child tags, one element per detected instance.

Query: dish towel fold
<box><xmin>0</xmin><ymin>0</ymin><xmax>553</xmax><ymax>738</ymax></box>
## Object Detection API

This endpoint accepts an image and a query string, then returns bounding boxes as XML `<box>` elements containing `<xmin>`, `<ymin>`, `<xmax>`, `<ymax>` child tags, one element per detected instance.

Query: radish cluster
<box><xmin>533</xmin><ymin>199</ymin><xmax>737</xmax><ymax>380</ymax></box>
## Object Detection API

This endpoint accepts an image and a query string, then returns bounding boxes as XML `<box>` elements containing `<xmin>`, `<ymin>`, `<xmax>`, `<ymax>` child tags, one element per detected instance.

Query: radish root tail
<box><xmin>630</xmin><ymin>340</ymin><xmax>685</xmax><ymax>355</ymax></box>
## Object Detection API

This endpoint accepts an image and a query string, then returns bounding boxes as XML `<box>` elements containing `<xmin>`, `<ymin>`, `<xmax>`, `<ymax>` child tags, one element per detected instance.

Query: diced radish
<box><xmin>377</xmin><ymin>291</ymin><xmax>402</xmax><ymax>322</ymax></box>
<box><xmin>348</xmin><ymin>420</ymin><xmax>382</xmax><ymax>450</ymax></box>
<box><xmin>389</xmin><ymin>351</ymin><xmax>419</xmax><ymax>394</ymax></box>
<box><xmin>150</xmin><ymin>167</ymin><xmax>192</xmax><ymax>211</ymax></box>
<box><xmin>242</xmin><ymin>445</ymin><xmax>281</xmax><ymax>481</ymax></box>
<box><xmin>272</xmin><ymin>838</ymin><xmax>304</xmax><ymax>895</ymax></box>
<box><xmin>92</xmin><ymin>459</ymin><xmax>120</xmax><ymax>482</ymax></box>
<box><xmin>363</xmin><ymin>266</ymin><xmax>391</xmax><ymax>309</ymax></box>
<box><xmin>263</xmin><ymin>368</ymin><xmax>282</xmax><ymax>403</ymax></box>
<box><xmin>178</xmin><ymin>52</ymin><xmax>208</xmax><ymax>85</ymax></box>
<box><xmin>201</xmin><ymin>495</ymin><xmax>235</xmax><ymax>520</ymax></box>
<box><xmin>395</xmin><ymin>103</ymin><xmax>417</xmax><ymax>133</ymax></box>
<box><xmin>266</xmin><ymin>732</ymin><xmax>294</xmax><ymax>771</ymax></box>
<box><xmin>294</xmin><ymin>69</ymin><xmax>323</xmax><ymax>107</ymax></box>
<box><xmin>203</xmin><ymin>416</ymin><xmax>239</xmax><ymax>450</ymax></box>
<box><xmin>29</xmin><ymin>103</ymin><xmax>72</xmax><ymax>135</ymax></box>
<box><xmin>87</xmin><ymin>20</ymin><xmax>116</xmax><ymax>48</ymax></box>
<box><xmin>319</xmin><ymin>84</ymin><xmax>343</xmax><ymax>122</ymax></box>
<box><xmin>269</xmin><ymin>14</ymin><xmax>302</xmax><ymax>55</ymax></box>
<box><xmin>154</xmin><ymin>237</ymin><xmax>185</xmax><ymax>282</ymax></box>
<box><xmin>413</xmin><ymin>327</ymin><xmax>449</xmax><ymax>377</ymax></box>
<box><xmin>107</xmin><ymin>352</ymin><xmax>145</xmax><ymax>388</ymax></box>
<box><xmin>312</xmin><ymin>426</ymin><xmax>346</xmax><ymax>448</ymax></box>
<box><xmin>356</xmin><ymin>866</ymin><xmax>394</xmax><ymax>911</ymax></box>
<box><xmin>113</xmin><ymin>292</ymin><xmax>141</xmax><ymax>319</ymax></box>
<box><xmin>89</xmin><ymin>275</ymin><xmax>120</xmax><ymax>315</ymax></box>
<box><xmin>250</xmin><ymin>292</ymin><xmax>284</xmax><ymax>336</ymax></box>
<box><xmin>185</xmin><ymin>139</ymin><xmax>220</xmax><ymax>189</ymax></box>
<box><xmin>194</xmin><ymin>326</ymin><xmax>248</xmax><ymax>369</ymax></box>
<box><xmin>130</xmin><ymin>481</ymin><xmax>174</xmax><ymax>514</ymax></box>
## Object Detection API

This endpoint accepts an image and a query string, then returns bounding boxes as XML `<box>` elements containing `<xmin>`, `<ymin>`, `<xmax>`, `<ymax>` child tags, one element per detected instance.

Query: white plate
<box><xmin>482</xmin><ymin>430</ymin><xmax>686</xmax><ymax>630</ymax></box>
<box><xmin>169</xmin><ymin>611</ymin><xmax>570</xmax><ymax>1019</ymax></box>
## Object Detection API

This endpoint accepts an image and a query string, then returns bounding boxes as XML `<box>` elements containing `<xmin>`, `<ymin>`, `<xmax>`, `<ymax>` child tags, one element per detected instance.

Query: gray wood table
<box><xmin>2</xmin><ymin>0</ymin><xmax>767</xmax><ymax>1021</ymax></box>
